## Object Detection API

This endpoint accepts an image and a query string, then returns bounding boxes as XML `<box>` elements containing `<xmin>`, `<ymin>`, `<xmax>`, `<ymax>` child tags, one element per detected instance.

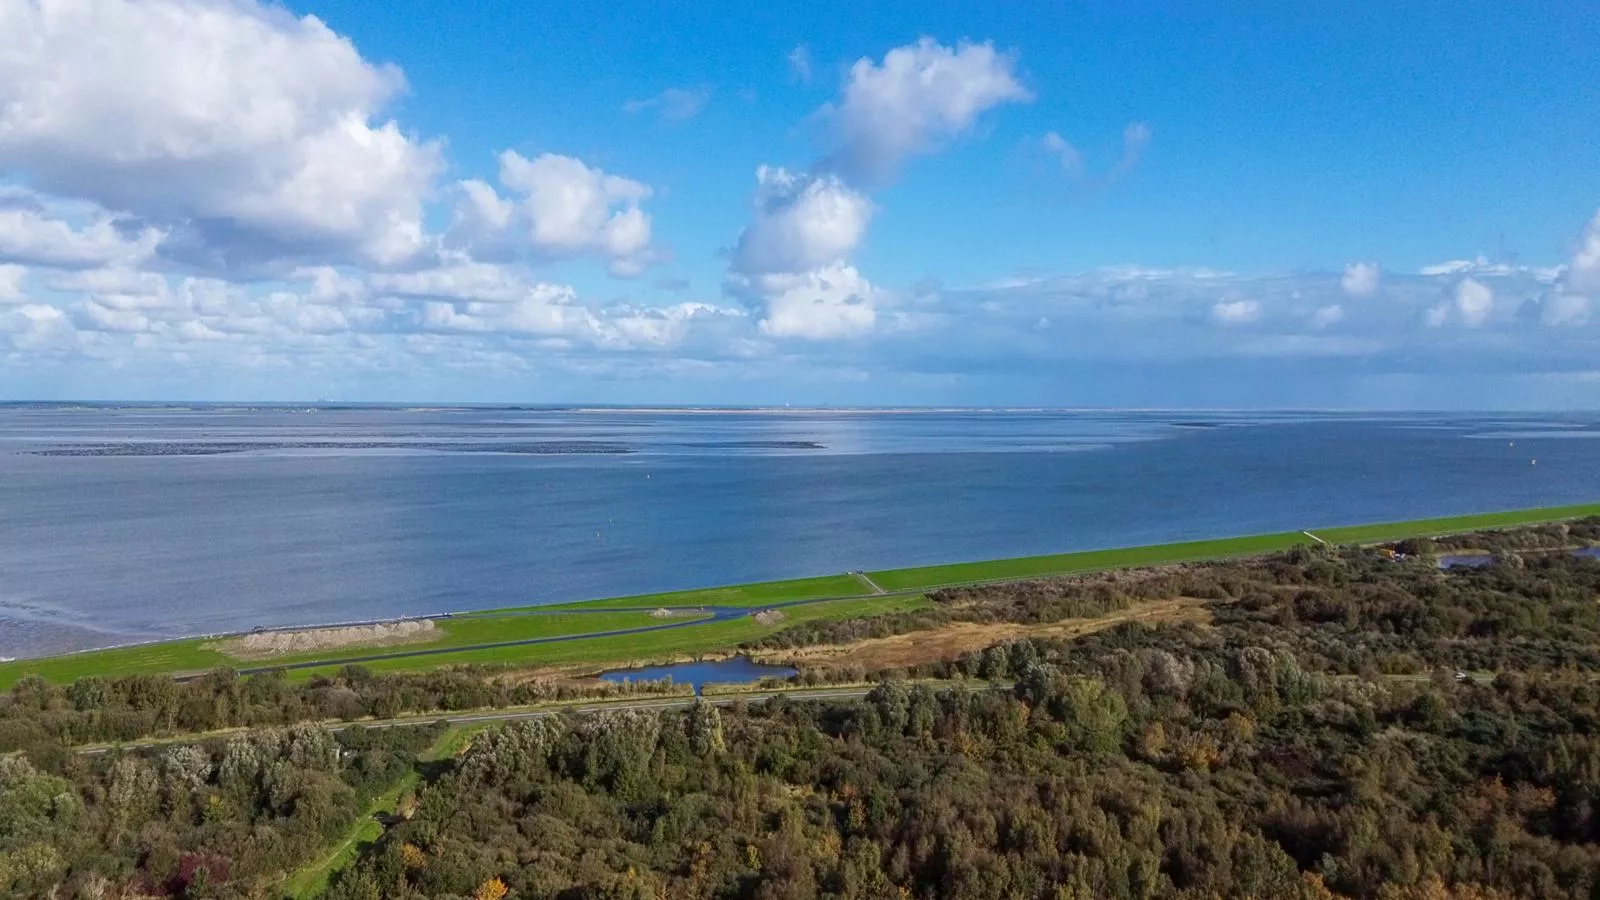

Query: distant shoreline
<box><xmin>0</xmin><ymin>402</ymin><xmax>1550</xmax><ymax>414</ymax></box>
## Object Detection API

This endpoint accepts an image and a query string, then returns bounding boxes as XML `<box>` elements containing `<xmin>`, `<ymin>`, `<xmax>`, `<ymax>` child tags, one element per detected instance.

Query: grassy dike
<box><xmin>0</xmin><ymin>610</ymin><xmax>680</xmax><ymax>686</ymax></box>
<box><xmin>5</xmin><ymin>501</ymin><xmax>1597</xmax><ymax>689</ymax></box>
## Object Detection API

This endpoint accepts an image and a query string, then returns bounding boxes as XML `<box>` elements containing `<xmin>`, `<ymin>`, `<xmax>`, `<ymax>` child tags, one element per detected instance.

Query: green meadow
<box><xmin>282</xmin><ymin>593</ymin><xmax>933</xmax><ymax>682</ymax></box>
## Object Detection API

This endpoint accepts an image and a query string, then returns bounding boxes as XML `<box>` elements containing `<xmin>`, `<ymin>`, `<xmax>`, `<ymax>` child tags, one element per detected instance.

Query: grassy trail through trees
<box><xmin>282</xmin><ymin>725</ymin><xmax>479</xmax><ymax>898</ymax></box>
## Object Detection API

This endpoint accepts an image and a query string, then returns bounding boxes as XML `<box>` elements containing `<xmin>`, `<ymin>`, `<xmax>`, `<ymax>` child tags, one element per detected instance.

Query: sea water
<box><xmin>3</xmin><ymin>405</ymin><xmax>1598</xmax><ymax>657</ymax></box>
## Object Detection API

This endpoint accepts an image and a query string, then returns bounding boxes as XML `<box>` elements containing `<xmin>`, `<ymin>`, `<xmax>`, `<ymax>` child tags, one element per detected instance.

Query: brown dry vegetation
<box><xmin>753</xmin><ymin>596</ymin><xmax>1213</xmax><ymax>671</ymax></box>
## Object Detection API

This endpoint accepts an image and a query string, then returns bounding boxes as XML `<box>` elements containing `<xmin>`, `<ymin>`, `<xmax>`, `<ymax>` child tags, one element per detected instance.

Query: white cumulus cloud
<box><xmin>0</xmin><ymin>303</ymin><xmax>71</xmax><ymax>348</ymax></box>
<box><xmin>1566</xmin><ymin>210</ymin><xmax>1600</xmax><ymax>296</ymax></box>
<box><xmin>732</xmin><ymin>167</ymin><xmax>873</xmax><ymax>275</ymax></box>
<box><xmin>600</xmin><ymin>302</ymin><xmax>741</xmax><ymax>350</ymax></box>
<box><xmin>420</xmin><ymin>283</ymin><xmax>596</xmax><ymax>338</ymax></box>
<box><xmin>821</xmin><ymin>37</ymin><xmax>1030</xmax><ymax>183</ymax></box>
<box><xmin>720</xmin><ymin>38</ymin><xmax>1030</xmax><ymax>341</ymax></box>
<box><xmin>1455</xmin><ymin>278</ymin><xmax>1494</xmax><ymax>327</ymax></box>
<box><xmin>1310</xmin><ymin>304</ymin><xmax>1346</xmax><ymax>328</ymax></box>
<box><xmin>501</xmin><ymin>152</ymin><xmax>652</xmax><ymax>259</ymax></box>
<box><xmin>727</xmin><ymin>168</ymin><xmax>878</xmax><ymax>339</ymax></box>
<box><xmin>371</xmin><ymin>260</ymin><xmax>530</xmax><ymax>304</ymax></box>
<box><xmin>1340</xmin><ymin>262</ymin><xmax>1381</xmax><ymax>298</ymax></box>
<box><xmin>1211</xmin><ymin>298</ymin><xmax>1260</xmax><ymax>324</ymax></box>
<box><xmin>0</xmin><ymin>203</ymin><xmax>165</xmax><ymax>269</ymax></box>
<box><xmin>0</xmin><ymin>0</ymin><xmax>443</xmax><ymax>269</ymax></box>
<box><xmin>752</xmin><ymin>263</ymin><xmax>877</xmax><ymax>340</ymax></box>
<box><xmin>0</xmin><ymin>264</ymin><xmax>25</xmax><ymax>303</ymax></box>
<box><xmin>451</xmin><ymin>152</ymin><xmax>656</xmax><ymax>277</ymax></box>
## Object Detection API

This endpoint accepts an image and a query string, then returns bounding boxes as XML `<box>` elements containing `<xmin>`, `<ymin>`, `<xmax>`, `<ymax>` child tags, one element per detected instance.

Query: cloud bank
<box><xmin>1</xmin><ymin>3</ymin><xmax>1598</xmax><ymax>407</ymax></box>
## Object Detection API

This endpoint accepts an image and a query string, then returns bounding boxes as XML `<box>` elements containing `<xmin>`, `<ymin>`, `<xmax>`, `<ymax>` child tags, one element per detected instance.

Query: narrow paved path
<box><xmin>1302</xmin><ymin>530</ymin><xmax>1328</xmax><ymax>545</ymax></box>
<box><xmin>852</xmin><ymin>571</ymin><xmax>887</xmax><ymax>594</ymax></box>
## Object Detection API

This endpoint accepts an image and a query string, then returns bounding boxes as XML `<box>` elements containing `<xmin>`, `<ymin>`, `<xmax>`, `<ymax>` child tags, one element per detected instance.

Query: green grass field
<box><xmin>0</xmin><ymin>610</ymin><xmax>685</xmax><ymax>688</ymax></box>
<box><xmin>0</xmin><ymin>639</ymin><xmax>232</xmax><ymax>688</ymax></box>
<box><xmin>866</xmin><ymin>502</ymin><xmax>1600</xmax><ymax>592</ymax></box>
<box><xmin>865</xmin><ymin>531</ymin><xmax>1310</xmax><ymax>592</ymax></box>
<box><xmin>1310</xmin><ymin>502</ymin><xmax>1600</xmax><ymax>544</ymax></box>
<box><xmin>523</xmin><ymin>573</ymin><xmax>866</xmax><ymax>611</ymax></box>
<box><xmin>5</xmin><ymin>502</ymin><xmax>1597</xmax><ymax>689</ymax></box>
<box><xmin>284</xmin><ymin>594</ymin><xmax>933</xmax><ymax>682</ymax></box>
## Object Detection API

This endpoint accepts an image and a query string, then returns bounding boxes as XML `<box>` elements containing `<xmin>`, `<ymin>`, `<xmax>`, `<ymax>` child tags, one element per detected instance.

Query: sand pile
<box><xmin>213</xmin><ymin>619</ymin><xmax>440</xmax><ymax>660</ymax></box>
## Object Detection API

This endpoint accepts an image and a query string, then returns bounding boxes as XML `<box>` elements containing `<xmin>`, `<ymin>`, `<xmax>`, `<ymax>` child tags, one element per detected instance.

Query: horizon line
<box><xmin>0</xmin><ymin>401</ymin><xmax>1589</xmax><ymax>414</ymax></box>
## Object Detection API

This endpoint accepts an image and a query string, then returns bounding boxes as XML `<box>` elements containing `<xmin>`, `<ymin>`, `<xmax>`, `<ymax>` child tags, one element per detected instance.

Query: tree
<box><xmin>685</xmin><ymin>700</ymin><xmax>726</xmax><ymax>756</ymax></box>
<box><xmin>474</xmin><ymin>876</ymin><xmax>509</xmax><ymax>900</ymax></box>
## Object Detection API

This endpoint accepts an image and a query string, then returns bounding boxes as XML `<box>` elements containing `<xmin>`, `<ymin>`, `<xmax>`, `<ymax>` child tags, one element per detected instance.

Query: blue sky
<box><xmin>1</xmin><ymin>0</ymin><xmax>1598</xmax><ymax>406</ymax></box>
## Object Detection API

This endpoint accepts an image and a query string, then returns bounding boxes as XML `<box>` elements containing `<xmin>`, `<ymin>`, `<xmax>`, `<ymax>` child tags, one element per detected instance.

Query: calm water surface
<box><xmin>3</xmin><ymin>406</ymin><xmax>1599</xmax><ymax>657</ymax></box>
<box><xmin>598</xmin><ymin>656</ymin><xmax>798</xmax><ymax>691</ymax></box>
<box><xmin>1439</xmin><ymin>546</ymin><xmax>1600</xmax><ymax>569</ymax></box>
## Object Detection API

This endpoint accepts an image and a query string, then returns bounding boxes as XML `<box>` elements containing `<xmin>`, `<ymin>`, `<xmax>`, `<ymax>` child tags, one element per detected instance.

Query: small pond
<box><xmin>1440</xmin><ymin>547</ymin><xmax>1600</xmax><ymax>569</ymax></box>
<box><xmin>598</xmin><ymin>655</ymin><xmax>798</xmax><ymax>693</ymax></box>
<box><xmin>1438</xmin><ymin>554</ymin><xmax>1496</xmax><ymax>569</ymax></box>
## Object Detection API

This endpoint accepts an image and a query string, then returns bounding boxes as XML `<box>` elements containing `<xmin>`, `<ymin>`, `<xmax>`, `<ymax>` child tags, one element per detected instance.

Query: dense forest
<box><xmin>323</xmin><ymin>528</ymin><xmax>1600</xmax><ymax>900</ymax></box>
<box><xmin>321</xmin><ymin>670</ymin><xmax>1600</xmax><ymax>900</ymax></box>
<box><xmin>2</xmin><ymin>723</ymin><xmax>437</xmax><ymax>898</ymax></box>
<box><xmin>7</xmin><ymin>521</ymin><xmax>1600</xmax><ymax>898</ymax></box>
